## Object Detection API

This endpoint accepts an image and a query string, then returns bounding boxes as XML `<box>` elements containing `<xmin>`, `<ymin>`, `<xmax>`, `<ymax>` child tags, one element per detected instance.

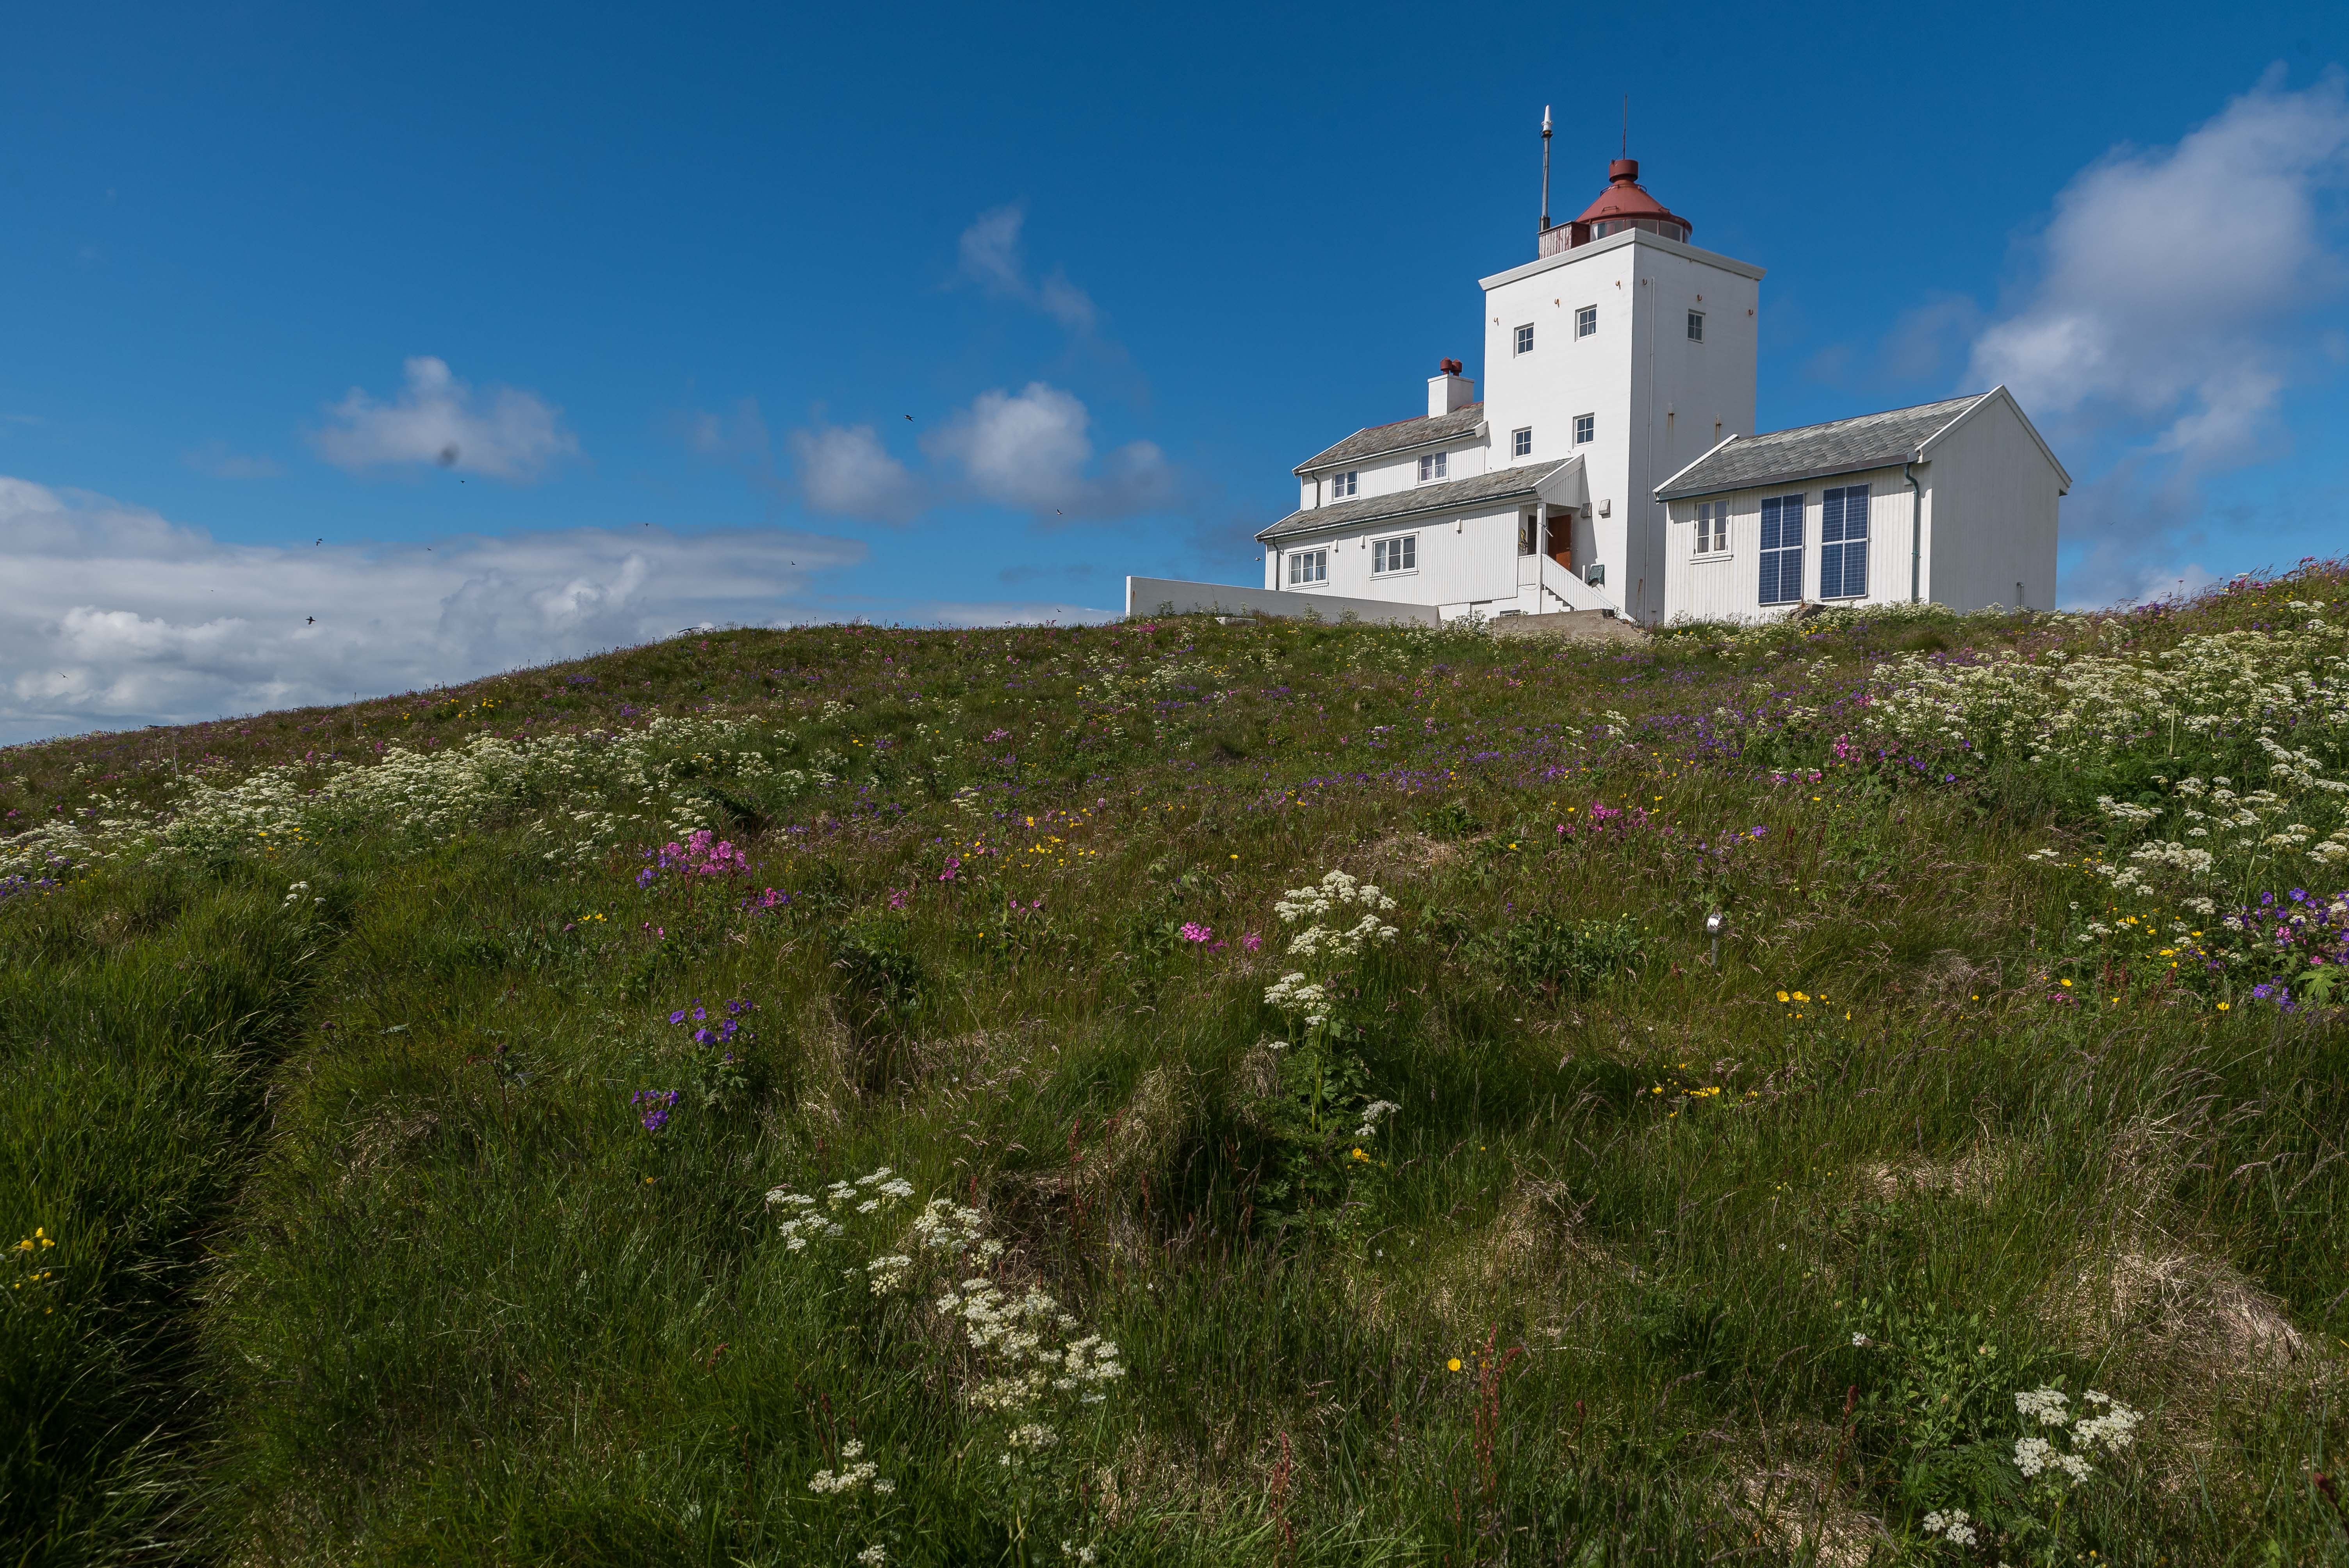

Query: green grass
<box><xmin>5</xmin><ymin>574</ymin><xmax>2349</xmax><ymax>1565</ymax></box>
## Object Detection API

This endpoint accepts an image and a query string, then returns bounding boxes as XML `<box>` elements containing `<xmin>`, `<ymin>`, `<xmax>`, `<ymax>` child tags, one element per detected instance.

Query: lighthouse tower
<box><xmin>1476</xmin><ymin>157</ymin><xmax>1763</xmax><ymax>623</ymax></box>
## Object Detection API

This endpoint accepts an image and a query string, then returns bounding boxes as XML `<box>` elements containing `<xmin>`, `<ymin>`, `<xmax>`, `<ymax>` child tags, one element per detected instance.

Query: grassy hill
<box><xmin>6</xmin><ymin>570</ymin><xmax>2349</xmax><ymax>1566</ymax></box>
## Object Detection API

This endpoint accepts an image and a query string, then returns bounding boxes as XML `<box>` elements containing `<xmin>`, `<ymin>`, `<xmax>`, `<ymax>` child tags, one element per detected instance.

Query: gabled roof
<box><xmin>1258</xmin><ymin>459</ymin><xmax>1573</xmax><ymax>542</ymax></box>
<box><xmin>1654</xmin><ymin>394</ymin><xmax>1989</xmax><ymax>501</ymax></box>
<box><xmin>1295</xmin><ymin>403</ymin><xmax>1485</xmax><ymax>475</ymax></box>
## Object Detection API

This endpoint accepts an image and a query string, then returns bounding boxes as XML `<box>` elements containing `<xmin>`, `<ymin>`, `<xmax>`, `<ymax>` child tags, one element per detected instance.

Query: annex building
<box><xmin>1132</xmin><ymin>147</ymin><xmax>2067</xmax><ymax>627</ymax></box>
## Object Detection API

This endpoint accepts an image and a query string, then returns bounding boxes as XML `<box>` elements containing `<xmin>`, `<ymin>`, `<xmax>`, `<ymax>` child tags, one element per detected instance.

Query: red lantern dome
<box><xmin>1574</xmin><ymin>159</ymin><xmax>1690</xmax><ymax>244</ymax></box>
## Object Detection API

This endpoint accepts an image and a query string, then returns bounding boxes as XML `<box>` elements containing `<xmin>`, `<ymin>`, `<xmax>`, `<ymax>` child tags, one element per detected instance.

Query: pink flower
<box><xmin>1180</xmin><ymin>922</ymin><xmax>1212</xmax><ymax>943</ymax></box>
<box><xmin>1240</xmin><ymin>932</ymin><xmax>1262</xmax><ymax>952</ymax></box>
<box><xmin>939</xmin><ymin>856</ymin><xmax>962</xmax><ymax>882</ymax></box>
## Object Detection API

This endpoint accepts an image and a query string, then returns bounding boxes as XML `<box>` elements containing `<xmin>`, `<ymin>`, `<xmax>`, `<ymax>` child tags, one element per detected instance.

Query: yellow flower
<box><xmin>1792</xmin><ymin>991</ymin><xmax>1810</xmax><ymax>1002</ymax></box>
<box><xmin>1447</xmin><ymin>1358</ymin><xmax>1463</xmax><ymax>1372</ymax></box>
<box><xmin>2059</xmin><ymin>979</ymin><xmax>2072</xmax><ymax>988</ymax></box>
<box><xmin>1775</xmin><ymin>990</ymin><xmax>1790</xmax><ymax>1003</ymax></box>
<box><xmin>2217</xmin><ymin>1002</ymin><xmax>2230</xmax><ymax>1012</ymax></box>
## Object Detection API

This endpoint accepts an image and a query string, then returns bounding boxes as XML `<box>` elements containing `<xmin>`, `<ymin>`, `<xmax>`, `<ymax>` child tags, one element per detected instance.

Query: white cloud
<box><xmin>958</xmin><ymin>205</ymin><xmax>1028</xmax><ymax>296</ymax></box>
<box><xmin>923</xmin><ymin>382</ymin><xmax>1172</xmax><ymax>519</ymax></box>
<box><xmin>1969</xmin><ymin>69</ymin><xmax>2349</xmax><ymax>470</ymax></box>
<box><xmin>311</xmin><ymin>356</ymin><xmax>580</xmax><ymax>481</ymax></box>
<box><xmin>2059</xmin><ymin>535</ymin><xmax>2221</xmax><ymax>609</ymax></box>
<box><xmin>0</xmin><ymin>475</ymin><xmax>863</xmax><ymax>744</ymax></box>
<box><xmin>787</xmin><ymin>422</ymin><xmax>926</xmax><ymax>523</ymax></box>
<box><xmin>1959</xmin><ymin>70</ymin><xmax>2349</xmax><ymax>607</ymax></box>
<box><xmin>780</xmin><ymin>383</ymin><xmax>1173</xmax><ymax>525</ymax></box>
<box><xmin>956</xmin><ymin>204</ymin><xmax>1100</xmax><ymax>333</ymax></box>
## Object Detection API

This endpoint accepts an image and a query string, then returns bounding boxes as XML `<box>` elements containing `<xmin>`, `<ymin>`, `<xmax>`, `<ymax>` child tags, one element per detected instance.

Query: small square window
<box><xmin>1576</xmin><ymin>305</ymin><xmax>1597</xmax><ymax>337</ymax></box>
<box><xmin>1573</xmin><ymin>413</ymin><xmax>1594</xmax><ymax>445</ymax></box>
<box><xmin>1686</xmin><ymin>310</ymin><xmax>1705</xmax><ymax>342</ymax></box>
<box><xmin>1417</xmin><ymin>452</ymin><xmax>1448</xmax><ymax>483</ymax></box>
<box><xmin>1287</xmin><ymin>548</ymin><xmax>1328</xmax><ymax>586</ymax></box>
<box><xmin>1372</xmin><ymin>534</ymin><xmax>1417</xmax><ymax>575</ymax></box>
<box><xmin>1512</xmin><ymin>426</ymin><xmax>1532</xmax><ymax>458</ymax></box>
<box><xmin>1695</xmin><ymin>501</ymin><xmax>1729</xmax><ymax>555</ymax></box>
<box><xmin>1330</xmin><ymin>469</ymin><xmax>1357</xmax><ymax>499</ymax></box>
<box><xmin>1514</xmin><ymin>323</ymin><xmax>1535</xmax><ymax>356</ymax></box>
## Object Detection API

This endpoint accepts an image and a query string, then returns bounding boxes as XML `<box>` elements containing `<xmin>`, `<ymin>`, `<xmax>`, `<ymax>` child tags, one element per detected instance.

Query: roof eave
<box><xmin>1294</xmin><ymin>421</ymin><xmax>1489</xmax><ymax>477</ymax></box>
<box><xmin>1651</xmin><ymin>432</ymin><xmax>1743</xmax><ymax>501</ymax></box>
<box><xmin>1657</xmin><ymin>455</ymin><xmax>1927</xmax><ymax>503</ymax></box>
<box><xmin>1256</xmin><ymin>462</ymin><xmax>1567</xmax><ymax>543</ymax></box>
<box><xmin>1477</xmin><ymin>226</ymin><xmax>1767</xmax><ymax>291</ymax></box>
<box><xmin>1918</xmin><ymin>385</ymin><xmax>2073</xmax><ymax>494</ymax></box>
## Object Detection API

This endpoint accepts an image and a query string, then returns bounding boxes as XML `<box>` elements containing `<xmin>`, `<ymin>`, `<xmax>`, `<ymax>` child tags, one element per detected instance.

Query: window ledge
<box><xmin>1691</xmin><ymin>552</ymin><xmax>1736</xmax><ymax>563</ymax></box>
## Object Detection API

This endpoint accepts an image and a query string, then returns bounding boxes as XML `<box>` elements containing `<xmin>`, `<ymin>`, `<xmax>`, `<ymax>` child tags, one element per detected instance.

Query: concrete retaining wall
<box><xmin>1124</xmin><ymin>576</ymin><xmax>1439</xmax><ymax>627</ymax></box>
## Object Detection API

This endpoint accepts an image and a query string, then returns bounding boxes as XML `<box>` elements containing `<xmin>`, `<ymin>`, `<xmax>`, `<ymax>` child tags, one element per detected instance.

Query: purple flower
<box><xmin>669</xmin><ymin>1010</ymin><xmax>688</xmax><ymax>1025</ymax></box>
<box><xmin>636</xmin><ymin>868</ymin><xmax>658</xmax><ymax>889</ymax></box>
<box><xmin>630</xmin><ymin>1087</ymin><xmax>681</xmax><ymax>1133</ymax></box>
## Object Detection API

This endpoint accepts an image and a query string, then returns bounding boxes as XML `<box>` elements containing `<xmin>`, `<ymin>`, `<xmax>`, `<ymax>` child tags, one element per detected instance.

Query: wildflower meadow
<box><xmin>5</xmin><ymin>569</ymin><xmax>2349</xmax><ymax>1564</ymax></box>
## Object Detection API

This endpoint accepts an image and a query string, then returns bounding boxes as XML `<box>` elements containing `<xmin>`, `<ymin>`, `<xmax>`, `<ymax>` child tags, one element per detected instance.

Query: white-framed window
<box><xmin>1695</xmin><ymin>500</ymin><xmax>1730</xmax><ymax>555</ymax></box>
<box><xmin>1372</xmin><ymin>534</ymin><xmax>1417</xmax><ymax>574</ymax></box>
<box><xmin>1328</xmin><ymin>469</ymin><xmax>1356</xmax><ymax>500</ymax></box>
<box><xmin>1514</xmin><ymin>323</ymin><xmax>1535</xmax><ymax>356</ymax></box>
<box><xmin>1287</xmin><ymin>548</ymin><xmax>1328</xmax><ymax>586</ymax></box>
<box><xmin>1686</xmin><ymin>310</ymin><xmax>1705</xmax><ymax>343</ymax></box>
<box><xmin>1576</xmin><ymin>304</ymin><xmax>1597</xmax><ymax>337</ymax></box>
<box><xmin>1512</xmin><ymin>426</ymin><xmax>1532</xmax><ymax>458</ymax></box>
<box><xmin>1820</xmin><ymin>485</ymin><xmax>1870</xmax><ymax>599</ymax></box>
<box><xmin>1759</xmin><ymin>494</ymin><xmax>1804</xmax><ymax>605</ymax></box>
<box><xmin>1573</xmin><ymin>413</ymin><xmax>1594</xmax><ymax>445</ymax></box>
<box><xmin>1417</xmin><ymin>451</ymin><xmax>1448</xmax><ymax>483</ymax></box>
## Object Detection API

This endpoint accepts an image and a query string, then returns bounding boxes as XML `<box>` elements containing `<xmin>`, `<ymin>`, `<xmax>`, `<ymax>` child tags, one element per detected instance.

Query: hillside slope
<box><xmin>6</xmin><ymin>573</ymin><xmax>2349</xmax><ymax>1566</ymax></box>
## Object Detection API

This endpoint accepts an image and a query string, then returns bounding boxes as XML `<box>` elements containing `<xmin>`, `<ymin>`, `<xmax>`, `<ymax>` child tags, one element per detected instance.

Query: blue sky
<box><xmin>4</xmin><ymin>0</ymin><xmax>2348</xmax><ymax>739</ymax></box>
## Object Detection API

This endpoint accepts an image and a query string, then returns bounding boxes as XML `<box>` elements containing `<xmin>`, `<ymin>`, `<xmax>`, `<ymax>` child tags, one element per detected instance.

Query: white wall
<box><xmin>1659</xmin><ymin>397</ymin><xmax>2064</xmax><ymax>622</ymax></box>
<box><xmin>1477</xmin><ymin>229</ymin><xmax>1763</xmax><ymax>625</ymax></box>
<box><xmin>1266</xmin><ymin>501</ymin><xmax>1528</xmax><ymax>610</ymax></box>
<box><xmin>1916</xmin><ymin>394</ymin><xmax>2063</xmax><ymax>612</ymax></box>
<box><xmin>1662</xmin><ymin>465</ymin><xmax>1917</xmax><ymax>622</ymax></box>
<box><xmin>1297</xmin><ymin>433</ymin><xmax>1491</xmax><ymax>512</ymax></box>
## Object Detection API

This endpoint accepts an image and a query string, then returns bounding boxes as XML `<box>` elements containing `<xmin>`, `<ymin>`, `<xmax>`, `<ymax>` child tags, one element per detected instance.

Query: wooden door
<box><xmin>1547</xmin><ymin>513</ymin><xmax>1574</xmax><ymax>572</ymax></box>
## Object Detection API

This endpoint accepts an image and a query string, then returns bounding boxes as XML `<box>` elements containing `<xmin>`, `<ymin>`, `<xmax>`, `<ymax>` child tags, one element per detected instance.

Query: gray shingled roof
<box><xmin>1654</xmin><ymin>393</ymin><xmax>1987</xmax><ymax>501</ymax></box>
<box><xmin>1295</xmin><ymin>403</ymin><xmax>1486</xmax><ymax>474</ymax></box>
<box><xmin>1258</xmin><ymin>460</ymin><xmax>1570</xmax><ymax>542</ymax></box>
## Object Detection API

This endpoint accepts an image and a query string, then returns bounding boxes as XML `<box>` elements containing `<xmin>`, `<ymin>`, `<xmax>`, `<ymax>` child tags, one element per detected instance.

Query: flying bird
<box><xmin>306</xmin><ymin>616</ymin><xmax>315</xmax><ymax>625</ymax></box>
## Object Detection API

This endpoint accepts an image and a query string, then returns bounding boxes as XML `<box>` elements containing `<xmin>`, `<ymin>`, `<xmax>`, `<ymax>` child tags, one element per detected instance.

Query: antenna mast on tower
<box><xmin>1539</xmin><ymin>104</ymin><xmax>1553</xmax><ymax>232</ymax></box>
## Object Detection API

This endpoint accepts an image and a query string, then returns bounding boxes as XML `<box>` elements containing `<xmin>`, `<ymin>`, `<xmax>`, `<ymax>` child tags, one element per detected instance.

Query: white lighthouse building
<box><xmin>1127</xmin><ymin>142</ymin><xmax>2068</xmax><ymax>627</ymax></box>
